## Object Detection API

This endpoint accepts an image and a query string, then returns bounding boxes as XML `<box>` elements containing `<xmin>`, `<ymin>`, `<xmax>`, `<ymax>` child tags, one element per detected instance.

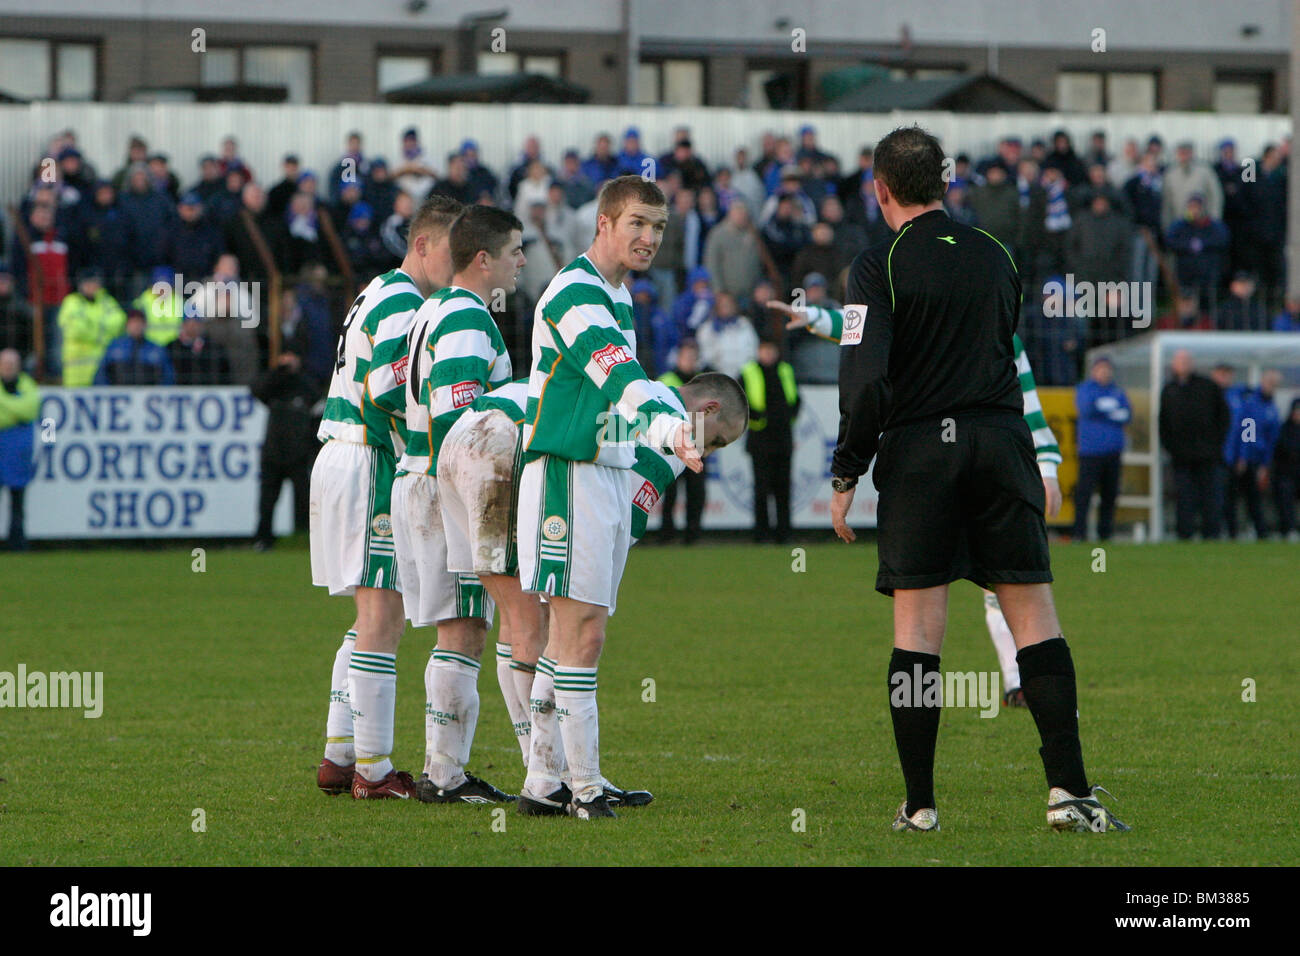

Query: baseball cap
<box><xmin>179</xmin><ymin>191</ymin><xmax>202</xmax><ymax>206</ymax></box>
<box><xmin>460</xmin><ymin>139</ymin><xmax>479</xmax><ymax>153</ymax></box>
<box><xmin>348</xmin><ymin>202</ymin><xmax>373</xmax><ymax>222</ymax></box>
<box><xmin>624</xmin><ymin>126</ymin><xmax>640</xmax><ymax>141</ymax></box>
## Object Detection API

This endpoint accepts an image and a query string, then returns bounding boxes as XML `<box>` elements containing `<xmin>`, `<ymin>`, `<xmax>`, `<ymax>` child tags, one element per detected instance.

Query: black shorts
<box><xmin>872</xmin><ymin>411</ymin><xmax>1053</xmax><ymax>596</ymax></box>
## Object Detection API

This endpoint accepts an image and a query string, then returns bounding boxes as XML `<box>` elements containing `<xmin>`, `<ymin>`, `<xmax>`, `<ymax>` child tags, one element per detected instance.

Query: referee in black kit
<box><xmin>829</xmin><ymin>126</ymin><xmax>1128</xmax><ymax>834</ymax></box>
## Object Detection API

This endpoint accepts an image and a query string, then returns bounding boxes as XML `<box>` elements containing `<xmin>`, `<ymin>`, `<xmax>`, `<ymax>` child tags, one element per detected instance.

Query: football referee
<box><xmin>830</xmin><ymin>126</ymin><xmax>1127</xmax><ymax>833</ymax></box>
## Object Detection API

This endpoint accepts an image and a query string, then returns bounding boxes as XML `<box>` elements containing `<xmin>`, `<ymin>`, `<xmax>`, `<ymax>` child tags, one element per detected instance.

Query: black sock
<box><xmin>888</xmin><ymin>648</ymin><xmax>942</xmax><ymax>816</ymax></box>
<box><xmin>1016</xmin><ymin>637</ymin><xmax>1089</xmax><ymax>796</ymax></box>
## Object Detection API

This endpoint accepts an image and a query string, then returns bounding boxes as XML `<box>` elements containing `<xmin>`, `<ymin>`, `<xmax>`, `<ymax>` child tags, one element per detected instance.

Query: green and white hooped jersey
<box><xmin>472</xmin><ymin>379</ymin><xmax>529</xmax><ymax>423</ymax></box>
<box><xmin>804</xmin><ymin>306</ymin><xmax>1062</xmax><ymax>477</ymax></box>
<box><xmin>319</xmin><ymin>269</ymin><xmax>425</xmax><ymax>456</ymax></box>
<box><xmin>629</xmin><ymin>443</ymin><xmax>684</xmax><ymax>542</ymax></box>
<box><xmin>523</xmin><ymin>255</ymin><xmax>687</xmax><ymax>468</ymax></box>
<box><xmin>397</xmin><ymin>286</ymin><xmax>511</xmax><ymax>476</ymax></box>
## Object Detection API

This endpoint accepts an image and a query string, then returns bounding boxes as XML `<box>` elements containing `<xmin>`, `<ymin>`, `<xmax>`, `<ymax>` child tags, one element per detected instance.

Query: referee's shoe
<box><xmin>1047</xmin><ymin>786</ymin><xmax>1130</xmax><ymax>832</ymax></box>
<box><xmin>891</xmin><ymin>803</ymin><xmax>939</xmax><ymax>832</ymax></box>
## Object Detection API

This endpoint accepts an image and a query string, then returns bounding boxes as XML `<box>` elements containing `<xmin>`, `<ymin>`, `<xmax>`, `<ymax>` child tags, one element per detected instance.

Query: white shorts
<box><xmin>390</xmin><ymin>471</ymin><xmax>493</xmax><ymax>628</ymax></box>
<box><xmin>309</xmin><ymin>440</ymin><xmax>400</xmax><ymax>596</ymax></box>
<box><xmin>517</xmin><ymin>455</ymin><xmax>632</xmax><ymax>615</ymax></box>
<box><xmin>438</xmin><ymin>408</ymin><xmax>522</xmax><ymax>577</ymax></box>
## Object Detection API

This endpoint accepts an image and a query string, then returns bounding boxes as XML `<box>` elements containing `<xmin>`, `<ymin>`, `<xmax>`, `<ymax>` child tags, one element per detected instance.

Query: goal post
<box><xmin>1084</xmin><ymin>331</ymin><xmax>1300</xmax><ymax>542</ymax></box>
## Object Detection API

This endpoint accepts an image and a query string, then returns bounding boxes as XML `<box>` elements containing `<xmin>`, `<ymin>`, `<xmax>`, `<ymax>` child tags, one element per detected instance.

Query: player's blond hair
<box><xmin>596</xmin><ymin>176</ymin><xmax>666</xmax><ymax>227</ymax></box>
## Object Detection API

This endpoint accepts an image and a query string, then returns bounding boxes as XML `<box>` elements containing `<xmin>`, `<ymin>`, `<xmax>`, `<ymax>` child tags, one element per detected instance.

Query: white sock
<box><xmin>983</xmin><ymin>592</ymin><xmax>1020</xmax><ymax>691</ymax></box>
<box><xmin>524</xmin><ymin>657</ymin><xmax>567</xmax><ymax>797</ymax></box>
<box><xmin>494</xmin><ymin>644</ymin><xmax>533</xmax><ymax>766</ymax></box>
<box><xmin>349</xmin><ymin>649</ymin><xmax>397</xmax><ymax>783</ymax></box>
<box><xmin>324</xmin><ymin>630</ymin><xmax>357</xmax><ymax>765</ymax></box>
<box><xmin>553</xmin><ymin>665</ymin><xmax>600</xmax><ymax>801</ymax></box>
<box><xmin>424</xmin><ymin>648</ymin><xmax>480</xmax><ymax>789</ymax></box>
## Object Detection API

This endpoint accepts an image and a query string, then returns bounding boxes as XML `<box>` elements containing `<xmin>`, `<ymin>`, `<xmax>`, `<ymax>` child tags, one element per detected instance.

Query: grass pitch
<box><xmin>1</xmin><ymin>538</ymin><xmax>1297</xmax><ymax>866</ymax></box>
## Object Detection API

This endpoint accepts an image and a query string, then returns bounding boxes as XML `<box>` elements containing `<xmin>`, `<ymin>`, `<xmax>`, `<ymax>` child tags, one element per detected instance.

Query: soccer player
<box><xmin>311</xmin><ymin>195</ymin><xmax>462</xmax><ymax>800</ymax></box>
<box><xmin>388</xmin><ymin>206</ymin><xmax>523</xmax><ymax>804</ymax></box>
<box><xmin>828</xmin><ymin>126</ymin><xmax>1127</xmax><ymax>833</ymax></box>
<box><xmin>769</xmin><ymin>300</ymin><xmax>1064</xmax><ymax>706</ymax></box>
<box><xmin>438</xmin><ymin>372</ymin><xmax>747</xmax><ymax>811</ymax></box>
<box><xmin>516</xmin><ymin>175</ymin><xmax>717</xmax><ymax>819</ymax></box>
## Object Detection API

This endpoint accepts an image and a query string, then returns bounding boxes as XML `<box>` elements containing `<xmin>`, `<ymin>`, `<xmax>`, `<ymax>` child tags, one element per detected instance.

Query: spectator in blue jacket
<box><xmin>162</xmin><ymin>192</ymin><xmax>223</xmax><ymax>283</ymax></box>
<box><xmin>94</xmin><ymin>307</ymin><xmax>175</xmax><ymax>386</ymax></box>
<box><xmin>630</xmin><ymin>278</ymin><xmax>672</xmax><ymax>377</ymax></box>
<box><xmin>671</xmin><ymin>267</ymin><xmax>715</xmax><ymax>339</ymax></box>
<box><xmin>1225</xmin><ymin>369</ymin><xmax>1282</xmax><ymax>539</ymax></box>
<box><xmin>581</xmin><ymin>134</ymin><xmax>618</xmax><ymax>188</ymax></box>
<box><xmin>1166</xmin><ymin>194</ymin><xmax>1229</xmax><ymax>311</ymax></box>
<box><xmin>118</xmin><ymin>163</ymin><xmax>176</xmax><ymax>278</ymax></box>
<box><xmin>1073</xmin><ymin>356</ymin><xmax>1131</xmax><ymax>540</ymax></box>
<box><xmin>614</xmin><ymin>127</ymin><xmax>651</xmax><ymax>178</ymax></box>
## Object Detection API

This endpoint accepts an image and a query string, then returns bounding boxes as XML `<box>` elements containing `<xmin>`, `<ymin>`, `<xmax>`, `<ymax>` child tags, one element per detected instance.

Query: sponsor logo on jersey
<box><xmin>390</xmin><ymin>355</ymin><xmax>409</xmax><ymax>384</ymax></box>
<box><xmin>451</xmin><ymin>381</ymin><xmax>478</xmax><ymax>408</ymax></box>
<box><xmin>592</xmin><ymin>343</ymin><xmax>633</xmax><ymax>374</ymax></box>
<box><xmin>542</xmin><ymin>515</ymin><xmax>568</xmax><ymax>541</ymax></box>
<box><xmin>841</xmin><ymin>304</ymin><xmax>868</xmax><ymax>346</ymax></box>
<box><xmin>633</xmin><ymin>479</ymin><xmax>660</xmax><ymax>513</ymax></box>
<box><xmin>371</xmin><ymin>513</ymin><xmax>393</xmax><ymax>536</ymax></box>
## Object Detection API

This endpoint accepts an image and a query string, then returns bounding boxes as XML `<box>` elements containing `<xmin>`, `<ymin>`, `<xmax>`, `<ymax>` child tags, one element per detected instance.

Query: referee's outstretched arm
<box><xmin>832</xmin><ymin>255</ymin><xmax>893</xmax><ymax>480</ymax></box>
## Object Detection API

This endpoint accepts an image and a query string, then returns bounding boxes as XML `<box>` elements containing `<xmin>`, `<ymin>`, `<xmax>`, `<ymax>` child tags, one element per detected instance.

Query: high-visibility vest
<box><xmin>133</xmin><ymin>288</ymin><xmax>184</xmax><ymax>347</ymax></box>
<box><xmin>741</xmin><ymin>360</ymin><xmax>797</xmax><ymax>431</ymax></box>
<box><xmin>658</xmin><ymin>371</ymin><xmax>684</xmax><ymax>389</ymax></box>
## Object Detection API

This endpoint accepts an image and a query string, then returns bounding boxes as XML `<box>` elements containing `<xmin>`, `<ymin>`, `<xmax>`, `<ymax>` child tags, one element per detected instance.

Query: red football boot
<box><xmin>317</xmin><ymin>758</ymin><xmax>355</xmax><ymax>795</ymax></box>
<box><xmin>351</xmin><ymin>768</ymin><xmax>418</xmax><ymax>800</ymax></box>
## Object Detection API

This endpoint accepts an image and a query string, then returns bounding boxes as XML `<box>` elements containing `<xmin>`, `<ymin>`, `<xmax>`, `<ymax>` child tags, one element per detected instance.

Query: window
<box><xmin>744</xmin><ymin>58</ymin><xmax>806</xmax><ymax>109</ymax></box>
<box><xmin>1057</xmin><ymin>70</ymin><xmax>1156</xmax><ymax>112</ymax></box>
<box><xmin>378</xmin><ymin>52</ymin><xmax>438</xmax><ymax>94</ymax></box>
<box><xmin>0</xmin><ymin>38</ymin><xmax>97</xmax><ymax>100</ymax></box>
<box><xmin>477</xmin><ymin>51</ymin><xmax>562</xmax><ymax>77</ymax></box>
<box><xmin>201</xmin><ymin>44</ymin><xmax>313</xmax><ymax>102</ymax></box>
<box><xmin>200</xmin><ymin>49</ymin><xmax>238</xmax><ymax>86</ymax></box>
<box><xmin>637</xmin><ymin>58</ymin><xmax>704</xmax><ymax>106</ymax></box>
<box><xmin>1214</xmin><ymin>71</ymin><xmax>1273</xmax><ymax>113</ymax></box>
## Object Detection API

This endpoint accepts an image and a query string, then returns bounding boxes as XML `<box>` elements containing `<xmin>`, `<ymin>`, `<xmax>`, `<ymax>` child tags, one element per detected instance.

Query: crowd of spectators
<box><xmin>3</xmin><ymin>120</ymin><xmax>1298</xmax><ymax>545</ymax></box>
<box><xmin>3</xmin><ymin>123</ymin><xmax>1297</xmax><ymax>393</ymax></box>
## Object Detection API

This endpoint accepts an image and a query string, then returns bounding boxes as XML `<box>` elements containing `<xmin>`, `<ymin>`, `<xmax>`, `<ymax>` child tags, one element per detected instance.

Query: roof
<box><xmin>824</xmin><ymin>73</ymin><xmax>1050</xmax><ymax>113</ymax></box>
<box><xmin>383</xmin><ymin>72</ymin><xmax>590</xmax><ymax>105</ymax></box>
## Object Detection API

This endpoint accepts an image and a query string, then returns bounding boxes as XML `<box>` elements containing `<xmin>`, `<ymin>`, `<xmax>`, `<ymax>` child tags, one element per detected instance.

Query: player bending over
<box><xmin>770</xmin><ymin>300</ymin><xmax>1064</xmax><ymax>706</ymax></box>
<box><xmin>311</xmin><ymin>195</ymin><xmax>462</xmax><ymax>800</ymax></box>
<box><xmin>388</xmin><ymin>206</ymin><xmax>523</xmax><ymax>804</ymax></box>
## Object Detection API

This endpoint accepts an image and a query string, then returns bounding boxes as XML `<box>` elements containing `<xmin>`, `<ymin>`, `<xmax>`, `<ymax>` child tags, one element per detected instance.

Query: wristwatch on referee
<box><xmin>830</xmin><ymin>475</ymin><xmax>858</xmax><ymax>493</ymax></box>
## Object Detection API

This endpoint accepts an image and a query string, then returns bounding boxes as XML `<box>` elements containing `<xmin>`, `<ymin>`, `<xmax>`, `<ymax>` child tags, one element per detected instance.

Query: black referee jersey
<box><xmin>833</xmin><ymin>208</ymin><xmax>1051</xmax><ymax>595</ymax></box>
<box><xmin>832</xmin><ymin>208</ymin><xmax>1022</xmax><ymax>479</ymax></box>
